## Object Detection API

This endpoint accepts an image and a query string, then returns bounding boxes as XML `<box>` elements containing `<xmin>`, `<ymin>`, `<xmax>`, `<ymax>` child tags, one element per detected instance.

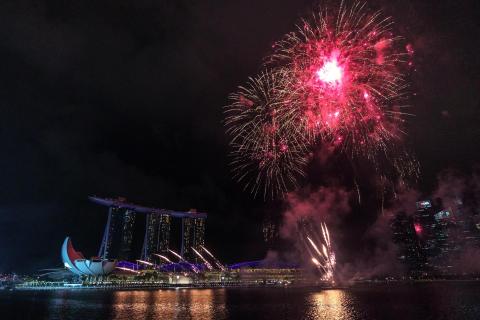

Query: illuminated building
<box><xmin>181</xmin><ymin>218</ymin><xmax>193</xmax><ymax>259</ymax></box>
<box><xmin>158</xmin><ymin>214</ymin><xmax>171</xmax><ymax>252</ymax></box>
<box><xmin>412</xmin><ymin>200</ymin><xmax>439</xmax><ymax>274</ymax></box>
<box><xmin>390</xmin><ymin>213</ymin><xmax>425</xmax><ymax>276</ymax></box>
<box><xmin>119</xmin><ymin>210</ymin><xmax>136</xmax><ymax>260</ymax></box>
<box><xmin>98</xmin><ymin>207</ymin><xmax>136</xmax><ymax>261</ymax></box>
<box><xmin>262</xmin><ymin>218</ymin><xmax>278</xmax><ymax>247</ymax></box>
<box><xmin>62</xmin><ymin>237</ymin><xmax>116</xmax><ymax>276</ymax></box>
<box><xmin>141</xmin><ymin>213</ymin><xmax>171</xmax><ymax>261</ymax></box>
<box><xmin>192</xmin><ymin>218</ymin><xmax>205</xmax><ymax>249</ymax></box>
<box><xmin>181</xmin><ymin>215</ymin><xmax>206</xmax><ymax>261</ymax></box>
<box><xmin>393</xmin><ymin>199</ymin><xmax>480</xmax><ymax>276</ymax></box>
<box><xmin>92</xmin><ymin>196</ymin><xmax>207</xmax><ymax>263</ymax></box>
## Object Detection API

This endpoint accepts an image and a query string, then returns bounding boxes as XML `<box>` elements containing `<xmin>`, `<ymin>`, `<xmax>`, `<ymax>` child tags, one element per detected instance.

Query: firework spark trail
<box><xmin>320</xmin><ymin>222</ymin><xmax>330</xmax><ymax>247</ymax></box>
<box><xmin>154</xmin><ymin>254</ymin><xmax>173</xmax><ymax>264</ymax></box>
<box><xmin>200</xmin><ymin>245</ymin><xmax>226</xmax><ymax>271</ymax></box>
<box><xmin>308</xmin><ymin>236</ymin><xmax>332</xmax><ymax>277</ymax></box>
<box><xmin>116</xmin><ymin>266</ymin><xmax>140</xmax><ymax>274</ymax></box>
<box><xmin>192</xmin><ymin>247</ymin><xmax>214</xmax><ymax>271</ymax></box>
<box><xmin>168</xmin><ymin>249</ymin><xmax>183</xmax><ymax>261</ymax></box>
<box><xmin>225</xmin><ymin>0</ymin><xmax>418</xmax><ymax>198</ymax></box>
<box><xmin>136</xmin><ymin>259</ymin><xmax>154</xmax><ymax>266</ymax></box>
<box><xmin>306</xmin><ymin>240</ymin><xmax>328</xmax><ymax>274</ymax></box>
<box><xmin>307</xmin><ymin>241</ymin><xmax>329</xmax><ymax>272</ymax></box>
<box><xmin>302</xmin><ymin>221</ymin><xmax>336</xmax><ymax>282</ymax></box>
<box><xmin>168</xmin><ymin>249</ymin><xmax>199</xmax><ymax>273</ymax></box>
<box><xmin>311</xmin><ymin>257</ymin><xmax>328</xmax><ymax>274</ymax></box>
<box><xmin>307</xmin><ymin>236</ymin><xmax>324</xmax><ymax>258</ymax></box>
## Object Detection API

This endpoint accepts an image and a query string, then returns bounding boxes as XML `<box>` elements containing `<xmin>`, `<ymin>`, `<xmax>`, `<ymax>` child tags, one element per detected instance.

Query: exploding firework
<box><xmin>225</xmin><ymin>0</ymin><xmax>418</xmax><ymax>198</ymax></box>
<box><xmin>225</xmin><ymin>71</ymin><xmax>310</xmax><ymax>198</ymax></box>
<box><xmin>299</xmin><ymin>219</ymin><xmax>336</xmax><ymax>281</ymax></box>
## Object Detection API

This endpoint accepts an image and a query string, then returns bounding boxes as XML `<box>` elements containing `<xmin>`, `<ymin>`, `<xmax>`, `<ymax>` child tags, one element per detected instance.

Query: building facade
<box><xmin>181</xmin><ymin>217</ymin><xmax>206</xmax><ymax>261</ymax></box>
<box><xmin>392</xmin><ymin>199</ymin><xmax>480</xmax><ymax>277</ymax></box>
<box><xmin>141</xmin><ymin>213</ymin><xmax>171</xmax><ymax>261</ymax></box>
<box><xmin>98</xmin><ymin>207</ymin><xmax>136</xmax><ymax>261</ymax></box>
<box><xmin>92</xmin><ymin>197</ymin><xmax>207</xmax><ymax>263</ymax></box>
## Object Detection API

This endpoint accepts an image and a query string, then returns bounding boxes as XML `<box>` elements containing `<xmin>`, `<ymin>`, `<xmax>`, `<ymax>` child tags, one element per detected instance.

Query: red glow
<box><xmin>224</xmin><ymin>3</ymin><xmax>416</xmax><ymax>197</ymax></box>
<box><xmin>414</xmin><ymin>223</ymin><xmax>422</xmax><ymax>234</ymax></box>
<box><xmin>406</xmin><ymin>43</ymin><xmax>414</xmax><ymax>55</ymax></box>
<box><xmin>317</xmin><ymin>57</ymin><xmax>343</xmax><ymax>85</ymax></box>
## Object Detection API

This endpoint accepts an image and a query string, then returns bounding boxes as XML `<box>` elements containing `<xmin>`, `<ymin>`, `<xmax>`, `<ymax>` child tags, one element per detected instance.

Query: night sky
<box><xmin>0</xmin><ymin>0</ymin><xmax>479</xmax><ymax>273</ymax></box>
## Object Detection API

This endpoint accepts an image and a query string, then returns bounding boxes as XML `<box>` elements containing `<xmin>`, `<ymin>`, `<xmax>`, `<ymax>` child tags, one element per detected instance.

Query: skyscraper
<box><xmin>181</xmin><ymin>217</ymin><xmax>206</xmax><ymax>261</ymax></box>
<box><xmin>401</xmin><ymin>198</ymin><xmax>480</xmax><ymax>276</ymax></box>
<box><xmin>262</xmin><ymin>218</ymin><xmax>278</xmax><ymax>247</ymax></box>
<box><xmin>192</xmin><ymin>218</ymin><xmax>206</xmax><ymax>249</ymax></box>
<box><xmin>91</xmin><ymin>196</ymin><xmax>207</xmax><ymax>263</ymax></box>
<box><xmin>181</xmin><ymin>217</ymin><xmax>193</xmax><ymax>259</ymax></box>
<box><xmin>391</xmin><ymin>212</ymin><xmax>425</xmax><ymax>276</ymax></box>
<box><xmin>141</xmin><ymin>212</ymin><xmax>171</xmax><ymax>261</ymax></box>
<box><xmin>98</xmin><ymin>207</ymin><xmax>136</xmax><ymax>260</ymax></box>
<box><xmin>158</xmin><ymin>214</ymin><xmax>171</xmax><ymax>253</ymax></box>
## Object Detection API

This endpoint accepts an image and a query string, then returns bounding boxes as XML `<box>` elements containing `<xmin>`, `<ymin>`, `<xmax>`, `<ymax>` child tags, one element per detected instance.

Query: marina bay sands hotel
<box><xmin>89</xmin><ymin>196</ymin><xmax>207</xmax><ymax>262</ymax></box>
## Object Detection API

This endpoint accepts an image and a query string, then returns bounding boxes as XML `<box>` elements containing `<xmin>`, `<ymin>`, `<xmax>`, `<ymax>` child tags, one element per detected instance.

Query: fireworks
<box><xmin>168</xmin><ymin>249</ymin><xmax>200</xmax><ymax>273</ymax></box>
<box><xmin>299</xmin><ymin>219</ymin><xmax>336</xmax><ymax>281</ymax></box>
<box><xmin>153</xmin><ymin>254</ymin><xmax>173</xmax><ymax>264</ymax></box>
<box><xmin>201</xmin><ymin>245</ymin><xmax>226</xmax><ymax>271</ymax></box>
<box><xmin>116</xmin><ymin>266</ymin><xmax>140</xmax><ymax>274</ymax></box>
<box><xmin>192</xmin><ymin>247</ymin><xmax>214</xmax><ymax>271</ymax></box>
<box><xmin>136</xmin><ymin>259</ymin><xmax>154</xmax><ymax>266</ymax></box>
<box><xmin>168</xmin><ymin>249</ymin><xmax>183</xmax><ymax>261</ymax></box>
<box><xmin>225</xmin><ymin>0</ymin><xmax>417</xmax><ymax>198</ymax></box>
<box><xmin>225</xmin><ymin>71</ymin><xmax>309</xmax><ymax>198</ymax></box>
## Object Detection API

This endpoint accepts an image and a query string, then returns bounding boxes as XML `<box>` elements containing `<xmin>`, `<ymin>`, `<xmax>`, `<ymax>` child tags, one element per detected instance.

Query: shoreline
<box><xmin>10</xmin><ymin>278</ymin><xmax>480</xmax><ymax>292</ymax></box>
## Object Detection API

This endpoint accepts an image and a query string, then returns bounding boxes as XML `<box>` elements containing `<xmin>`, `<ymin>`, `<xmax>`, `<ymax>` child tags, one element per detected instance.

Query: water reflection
<box><xmin>112</xmin><ymin>289</ymin><xmax>227</xmax><ymax>320</ymax></box>
<box><xmin>19</xmin><ymin>283</ymin><xmax>480</xmax><ymax>320</ymax></box>
<box><xmin>307</xmin><ymin>290</ymin><xmax>356</xmax><ymax>320</ymax></box>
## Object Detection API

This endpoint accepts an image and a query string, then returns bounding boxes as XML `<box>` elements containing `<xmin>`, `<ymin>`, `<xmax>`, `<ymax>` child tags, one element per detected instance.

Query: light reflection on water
<box><xmin>111</xmin><ymin>289</ymin><xmax>227</xmax><ymax>320</ymax></box>
<box><xmin>306</xmin><ymin>290</ymin><xmax>356</xmax><ymax>320</ymax></box>
<box><xmin>3</xmin><ymin>283</ymin><xmax>480</xmax><ymax>320</ymax></box>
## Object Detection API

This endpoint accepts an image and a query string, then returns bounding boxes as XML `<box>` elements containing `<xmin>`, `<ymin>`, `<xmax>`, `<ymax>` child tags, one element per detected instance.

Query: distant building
<box><xmin>98</xmin><ymin>207</ymin><xmax>136</xmax><ymax>261</ymax></box>
<box><xmin>262</xmin><ymin>218</ymin><xmax>278</xmax><ymax>247</ymax></box>
<box><xmin>192</xmin><ymin>218</ymin><xmax>206</xmax><ymax>249</ymax></box>
<box><xmin>181</xmin><ymin>215</ymin><xmax>206</xmax><ymax>262</ymax></box>
<box><xmin>91</xmin><ymin>196</ymin><xmax>207</xmax><ymax>263</ymax></box>
<box><xmin>393</xmin><ymin>199</ymin><xmax>480</xmax><ymax>277</ymax></box>
<box><xmin>119</xmin><ymin>210</ymin><xmax>136</xmax><ymax>260</ymax></box>
<box><xmin>141</xmin><ymin>213</ymin><xmax>171</xmax><ymax>261</ymax></box>
<box><xmin>390</xmin><ymin>212</ymin><xmax>425</xmax><ymax>276</ymax></box>
<box><xmin>181</xmin><ymin>217</ymin><xmax>193</xmax><ymax>259</ymax></box>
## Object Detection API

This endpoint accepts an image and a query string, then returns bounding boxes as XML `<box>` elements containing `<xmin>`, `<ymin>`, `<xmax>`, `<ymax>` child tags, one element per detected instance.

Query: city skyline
<box><xmin>0</xmin><ymin>0</ymin><xmax>478</xmax><ymax>281</ymax></box>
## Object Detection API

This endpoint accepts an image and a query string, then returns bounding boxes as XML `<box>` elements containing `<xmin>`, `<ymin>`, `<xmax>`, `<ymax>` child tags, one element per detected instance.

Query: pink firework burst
<box><xmin>316</xmin><ymin>54</ymin><xmax>343</xmax><ymax>86</ymax></box>
<box><xmin>225</xmin><ymin>1</ymin><xmax>418</xmax><ymax>198</ymax></box>
<box><xmin>269</xmin><ymin>1</ymin><xmax>412</xmax><ymax>156</ymax></box>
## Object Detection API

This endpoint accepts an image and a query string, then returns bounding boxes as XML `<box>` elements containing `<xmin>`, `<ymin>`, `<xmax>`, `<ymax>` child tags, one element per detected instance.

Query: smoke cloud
<box><xmin>271</xmin><ymin>166</ymin><xmax>480</xmax><ymax>282</ymax></box>
<box><xmin>280</xmin><ymin>186</ymin><xmax>350</xmax><ymax>239</ymax></box>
